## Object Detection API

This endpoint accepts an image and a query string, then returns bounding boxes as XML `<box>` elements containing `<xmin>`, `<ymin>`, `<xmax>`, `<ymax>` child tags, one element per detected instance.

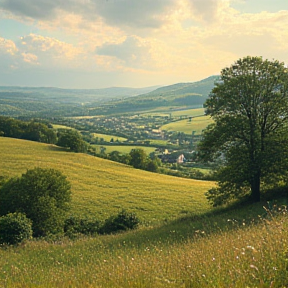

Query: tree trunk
<box><xmin>250</xmin><ymin>171</ymin><xmax>261</xmax><ymax>202</ymax></box>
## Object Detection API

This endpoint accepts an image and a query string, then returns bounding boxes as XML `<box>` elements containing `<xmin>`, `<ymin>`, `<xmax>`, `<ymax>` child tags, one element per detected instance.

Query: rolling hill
<box><xmin>0</xmin><ymin>137</ymin><xmax>214</xmax><ymax>223</ymax></box>
<box><xmin>0</xmin><ymin>76</ymin><xmax>218</xmax><ymax>117</ymax></box>
<box><xmin>87</xmin><ymin>75</ymin><xmax>218</xmax><ymax>115</ymax></box>
<box><xmin>0</xmin><ymin>85</ymin><xmax>159</xmax><ymax>117</ymax></box>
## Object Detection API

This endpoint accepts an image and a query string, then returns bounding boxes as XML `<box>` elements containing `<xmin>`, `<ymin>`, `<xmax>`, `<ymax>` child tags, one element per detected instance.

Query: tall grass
<box><xmin>0</xmin><ymin>203</ymin><xmax>287</xmax><ymax>287</ymax></box>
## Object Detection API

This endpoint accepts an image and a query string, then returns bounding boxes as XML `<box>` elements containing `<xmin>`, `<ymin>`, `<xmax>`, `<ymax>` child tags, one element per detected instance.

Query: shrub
<box><xmin>64</xmin><ymin>216</ymin><xmax>100</xmax><ymax>236</ymax></box>
<box><xmin>99</xmin><ymin>210</ymin><xmax>140</xmax><ymax>235</ymax></box>
<box><xmin>0</xmin><ymin>168</ymin><xmax>71</xmax><ymax>237</ymax></box>
<box><xmin>0</xmin><ymin>213</ymin><xmax>32</xmax><ymax>245</ymax></box>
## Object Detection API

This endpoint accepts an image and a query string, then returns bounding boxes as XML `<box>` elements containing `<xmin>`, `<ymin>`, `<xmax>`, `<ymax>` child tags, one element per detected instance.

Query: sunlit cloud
<box><xmin>0</xmin><ymin>0</ymin><xmax>287</xmax><ymax>88</ymax></box>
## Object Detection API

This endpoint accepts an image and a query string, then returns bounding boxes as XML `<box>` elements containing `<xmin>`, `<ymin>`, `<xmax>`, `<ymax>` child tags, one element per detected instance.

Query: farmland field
<box><xmin>92</xmin><ymin>132</ymin><xmax>127</xmax><ymax>142</ymax></box>
<box><xmin>0</xmin><ymin>137</ymin><xmax>213</xmax><ymax>223</ymax></box>
<box><xmin>92</xmin><ymin>144</ymin><xmax>157</xmax><ymax>155</ymax></box>
<box><xmin>161</xmin><ymin>115</ymin><xmax>213</xmax><ymax>135</ymax></box>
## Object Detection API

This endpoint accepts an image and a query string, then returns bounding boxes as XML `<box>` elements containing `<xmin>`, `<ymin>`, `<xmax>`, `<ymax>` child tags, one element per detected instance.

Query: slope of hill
<box><xmin>0</xmin><ymin>85</ymin><xmax>159</xmax><ymax>117</ymax></box>
<box><xmin>0</xmin><ymin>137</ymin><xmax>213</xmax><ymax>223</ymax></box>
<box><xmin>0</xmin><ymin>76</ymin><xmax>218</xmax><ymax>117</ymax></box>
<box><xmin>87</xmin><ymin>75</ymin><xmax>218</xmax><ymax>116</ymax></box>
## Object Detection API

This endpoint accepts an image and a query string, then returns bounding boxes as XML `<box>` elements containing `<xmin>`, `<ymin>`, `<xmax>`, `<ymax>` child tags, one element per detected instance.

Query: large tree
<box><xmin>199</xmin><ymin>56</ymin><xmax>288</xmax><ymax>206</ymax></box>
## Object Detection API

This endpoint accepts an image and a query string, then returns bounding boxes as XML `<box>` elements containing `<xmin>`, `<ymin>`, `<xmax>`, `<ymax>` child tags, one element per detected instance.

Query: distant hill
<box><xmin>88</xmin><ymin>75</ymin><xmax>218</xmax><ymax>115</ymax></box>
<box><xmin>0</xmin><ymin>85</ymin><xmax>159</xmax><ymax>117</ymax></box>
<box><xmin>137</xmin><ymin>75</ymin><xmax>218</xmax><ymax>100</ymax></box>
<box><xmin>0</xmin><ymin>76</ymin><xmax>218</xmax><ymax>117</ymax></box>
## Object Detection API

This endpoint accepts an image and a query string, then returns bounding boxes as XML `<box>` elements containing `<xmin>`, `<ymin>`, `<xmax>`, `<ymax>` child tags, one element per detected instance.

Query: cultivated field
<box><xmin>92</xmin><ymin>144</ymin><xmax>157</xmax><ymax>155</ymax></box>
<box><xmin>161</xmin><ymin>115</ymin><xmax>213</xmax><ymax>135</ymax></box>
<box><xmin>0</xmin><ymin>137</ymin><xmax>213</xmax><ymax>223</ymax></box>
<box><xmin>92</xmin><ymin>133</ymin><xmax>127</xmax><ymax>142</ymax></box>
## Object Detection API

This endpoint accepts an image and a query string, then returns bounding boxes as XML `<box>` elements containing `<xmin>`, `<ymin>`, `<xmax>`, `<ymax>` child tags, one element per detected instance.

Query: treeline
<box><xmin>0</xmin><ymin>116</ymin><xmax>87</xmax><ymax>152</ymax></box>
<box><xmin>0</xmin><ymin>116</ymin><xmax>57</xmax><ymax>143</ymax></box>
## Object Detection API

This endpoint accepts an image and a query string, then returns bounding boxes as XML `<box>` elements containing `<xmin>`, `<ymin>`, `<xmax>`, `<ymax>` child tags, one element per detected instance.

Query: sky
<box><xmin>0</xmin><ymin>0</ymin><xmax>287</xmax><ymax>89</ymax></box>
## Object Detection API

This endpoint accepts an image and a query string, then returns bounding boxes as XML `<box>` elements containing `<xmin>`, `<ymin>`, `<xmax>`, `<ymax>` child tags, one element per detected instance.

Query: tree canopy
<box><xmin>0</xmin><ymin>168</ymin><xmax>71</xmax><ymax>236</ymax></box>
<box><xmin>57</xmin><ymin>129</ymin><xmax>87</xmax><ymax>153</ymax></box>
<box><xmin>199</xmin><ymin>56</ymin><xmax>288</xmax><ymax>206</ymax></box>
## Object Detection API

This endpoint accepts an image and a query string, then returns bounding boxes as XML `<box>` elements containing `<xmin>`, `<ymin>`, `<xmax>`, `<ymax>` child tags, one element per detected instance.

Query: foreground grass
<box><xmin>0</xmin><ymin>137</ymin><xmax>213</xmax><ymax>224</ymax></box>
<box><xmin>0</xmin><ymin>202</ymin><xmax>287</xmax><ymax>287</ymax></box>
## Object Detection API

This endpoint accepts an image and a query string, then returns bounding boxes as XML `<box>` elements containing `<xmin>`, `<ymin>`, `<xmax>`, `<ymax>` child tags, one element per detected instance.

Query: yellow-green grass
<box><xmin>161</xmin><ymin>115</ymin><xmax>213</xmax><ymax>135</ymax></box>
<box><xmin>0</xmin><ymin>137</ymin><xmax>213</xmax><ymax>224</ymax></box>
<box><xmin>92</xmin><ymin>133</ymin><xmax>127</xmax><ymax>142</ymax></box>
<box><xmin>142</xmin><ymin>107</ymin><xmax>205</xmax><ymax>117</ymax></box>
<box><xmin>0</xmin><ymin>204</ymin><xmax>287</xmax><ymax>287</ymax></box>
<box><xmin>92</xmin><ymin>144</ymin><xmax>157</xmax><ymax>155</ymax></box>
<box><xmin>52</xmin><ymin>124</ymin><xmax>74</xmax><ymax>130</ymax></box>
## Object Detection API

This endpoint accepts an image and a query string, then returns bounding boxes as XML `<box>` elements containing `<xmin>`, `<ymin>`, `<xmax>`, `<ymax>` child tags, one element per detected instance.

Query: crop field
<box><xmin>161</xmin><ymin>115</ymin><xmax>213</xmax><ymax>135</ymax></box>
<box><xmin>52</xmin><ymin>124</ymin><xmax>74</xmax><ymax>130</ymax></box>
<box><xmin>92</xmin><ymin>133</ymin><xmax>127</xmax><ymax>142</ymax></box>
<box><xmin>92</xmin><ymin>144</ymin><xmax>157</xmax><ymax>155</ymax></box>
<box><xmin>143</xmin><ymin>107</ymin><xmax>205</xmax><ymax>118</ymax></box>
<box><xmin>0</xmin><ymin>137</ymin><xmax>213</xmax><ymax>223</ymax></box>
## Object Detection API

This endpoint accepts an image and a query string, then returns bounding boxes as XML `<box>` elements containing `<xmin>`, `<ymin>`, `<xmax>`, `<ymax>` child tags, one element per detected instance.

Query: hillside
<box><xmin>0</xmin><ymin>76</ymin><xmax>218</xmax><ymax>117</ymax></box>
<box><xmin>0</xmin><ymin>85</ymin><xmax>159</xmax><ymax>117</ymax></box>
<box><xmin>87</xmin><ymin>75</ymin><xmax>218</xmax><ymax>116</ymax></box>
<box><xmin>0</xmin><ymin>137</ymin><xmax>287</xmax><ymax>287</ymax></box>
<box><xmin>0</xmin><ymin>137</ymin><xmax>213</xmax><ymax>223</ymax></box>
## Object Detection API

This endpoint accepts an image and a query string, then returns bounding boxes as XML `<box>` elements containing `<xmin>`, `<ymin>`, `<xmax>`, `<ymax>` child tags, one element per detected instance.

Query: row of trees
<box><xmin>0</xmin><ymin>116</ymin><xmax>57</xmax><ymax>143</ymax></box>
<box><xmin>0</xmin><ymin>116</ymin><xmax>87</xmax><ymax>153</ymax></box>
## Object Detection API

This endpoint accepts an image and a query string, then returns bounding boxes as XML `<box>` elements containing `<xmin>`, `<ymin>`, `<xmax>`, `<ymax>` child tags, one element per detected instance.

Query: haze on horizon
<box><xmin>0</xmin><ymin>0</ymin><xmax>287</xmax><ymax>89</ymax></box>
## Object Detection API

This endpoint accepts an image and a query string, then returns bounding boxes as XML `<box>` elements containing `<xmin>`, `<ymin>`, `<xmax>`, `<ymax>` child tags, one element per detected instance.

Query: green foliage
<box><xmin>99</xmin><ymin>210</ymin><xmax>140</xmax><ymax>234</ymax></box>
<box><xmin>129</xmin><ymin>148</ymin><xmax>148</xmax><ymax>169</ymax></box>
<box><xmin>57</xmin><ymin>129</ymin><xmax>88</xmax><ymax>152</ymax></box>
<box><xmin>200</xmin><ymin>56</ymin><xmax>288</xmax><ymax>206</ymax></box>
<box><xmin>0</xmin><ymin>168</ymin><xmax>71</xmax><ymax>237</ymax></box>
<box><xmin>0</xmin><ymin>116</ymin><xmax>57</xmax><ymax>144</ymax></box>
<box><xmin>0</xmin><ymin>213</ymin><xmax>32</xmax><ymax>245</ymax></box>
<box><xmin>64</xmin><ymin>216</ymin><xmax>100</xmax><ymax>236</ymax></box>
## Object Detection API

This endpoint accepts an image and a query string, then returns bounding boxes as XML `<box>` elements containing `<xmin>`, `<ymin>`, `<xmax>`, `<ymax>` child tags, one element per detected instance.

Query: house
<box><xmin>176</xmin><ymin>154</ymin><xmax>186</xmax><ymax>164</ymax></box>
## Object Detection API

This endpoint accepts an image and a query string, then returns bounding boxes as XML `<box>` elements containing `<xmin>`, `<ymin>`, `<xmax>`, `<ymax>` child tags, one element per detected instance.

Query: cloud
<box><xmin>187</xmin><ymin>0</ymin><xmax>223</xmax><ymax>22</ymax></box>
<box><xmin>0</xmin><ymin>37</ymin><xmax>18</xmax><ymax>55</ymax></box>
<box><xmin>96</xmin><ymin>36</ymin><xmax>153</xmax><ymax>69</ymax></box>
<box><xmin>0</xmin><ymin>0</ymin><xmax>176</xmax><ymax>29</ymax></box>
<box><xmin>19</xmin><ymin>34</ymin><xmax>83</xmax><ymax>65</ymax></box>
<box><xmin>91</xmin><ymin>0</ymin><xmax>175</xmax><ymax>28</ymax></box>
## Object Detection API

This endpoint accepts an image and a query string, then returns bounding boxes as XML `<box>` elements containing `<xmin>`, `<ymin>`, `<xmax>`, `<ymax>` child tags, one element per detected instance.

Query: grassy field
<box><xmin>0</xmin><ymin>201</ymin><xmax>287</xmax><ymax>287</ymax></box>
<box><xmin>92</xmin><ymin>144</ymin><xmax>157</xmax><ymax>155</ymax></box>
<box><xmin>0</xmin><ymin>137</ymin><xmax>213</xmax><ymax>223</ymax></box>
<box><xmin>92</xmin><ymin>133</ymin><xmax>127</xmax><ymax>142</ymax></box>
<box><xmin>0</xmin><ymin>137</ymin><xmax>287</xmax><ymax>287</ymax></box>
<box><xmin>52</xmin><ymin>124</ymin><xmax>74</xmax><ymax>130</ymax></box>
<box><xmin>161</xmin><ymin>115</ymin><xmax>213</xmax><ymax>135</ymax></box>
<box><xmin>143</xmin><ymin>107</ymin><xmax>205</xmax><ymax>118</ymax></box>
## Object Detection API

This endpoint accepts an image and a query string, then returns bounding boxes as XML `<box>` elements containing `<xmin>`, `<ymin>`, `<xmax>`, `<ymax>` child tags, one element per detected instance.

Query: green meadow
<box><xmin>92</xmin><ymin>144</ymin><xmax>157</xmax><ymax>155</ymax></box>
<box><xmin>92</xmin><ymin>133</ymin><xmax>127</xmax><ymax>142</ymax></box>
<box><xmin>0</xmin><ymin>137</ymin><xmax>287</xmax><ymax>287</ymax></box>
<box><xmin>161</xmin><ymin>115</ymin><xmax>213</xmax><ymax>135</ymax></box>
<box><xmin>143</xmin><ymin>107</ymin><xmax>205</xmax><ymax>117</ymax></box>
<box><xmin>0</xmin><ymin>137</ymin><xmax>212</xmax><ymax>223</ymax></box>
